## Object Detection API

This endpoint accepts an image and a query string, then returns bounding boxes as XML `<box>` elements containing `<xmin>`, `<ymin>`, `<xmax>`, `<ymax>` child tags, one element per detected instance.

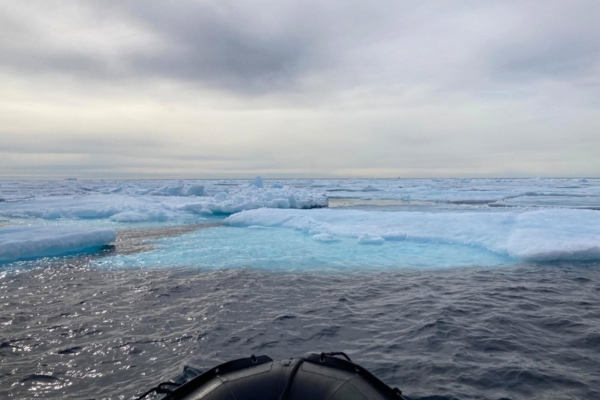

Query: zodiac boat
<box><xmin>137</xmin><ymin>352</ymin><xmax>406</xmax><ymax>400</ymax></box>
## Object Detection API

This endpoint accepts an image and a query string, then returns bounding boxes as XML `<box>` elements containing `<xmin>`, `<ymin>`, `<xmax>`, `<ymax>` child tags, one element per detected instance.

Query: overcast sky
<box><xmin>1</xmin><ymin>0</ymin><xmax>599</xmax><ymax>179</ymax></box>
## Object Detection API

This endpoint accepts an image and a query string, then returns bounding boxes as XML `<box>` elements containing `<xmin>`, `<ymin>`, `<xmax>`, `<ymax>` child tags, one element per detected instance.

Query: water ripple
<box><xmin>0</xmin><ymin>263</ymin><xmax>599</xmax><ymax>399</ymax></box>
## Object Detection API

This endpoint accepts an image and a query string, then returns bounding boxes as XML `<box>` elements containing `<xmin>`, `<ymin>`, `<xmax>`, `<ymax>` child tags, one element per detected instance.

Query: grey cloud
<box><xmin>0</xmin><ymin>1</ymin><xmax>328</xmax><ymax>93</ymax></box>
<box><xmin>491</xmin><ymin>38</ymin><xmax>598</xmax><ymax>81</ymax></box>
<box><xmin>486</xmin><ymin>1</ymin><xmax>600</xmax><ymax>83</ymax></box>
<box><xmin>0</xmin><ymin>1</ymin><xmax>443</xmax><ymax>93</ymax></box>
<box><xmin>2</xmin><ymin>1</ymin><xmax>600</xmax><ymax>94</ymax></box>
<box><xmin>122</xmin><ymin>2</ymin><xmax>315</xmax><ymax>93</ymax></box>
<box><xmin>1</xmin><ymin>0</ymin><xmax>600</xmax><ymax>179</ymax></box>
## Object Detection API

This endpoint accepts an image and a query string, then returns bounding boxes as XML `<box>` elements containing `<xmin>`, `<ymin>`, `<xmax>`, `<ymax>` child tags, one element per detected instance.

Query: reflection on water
<box><xmin>1</xmin><ymin>261</ymin><xmax>600</xmax><ymax>400</ymax></box>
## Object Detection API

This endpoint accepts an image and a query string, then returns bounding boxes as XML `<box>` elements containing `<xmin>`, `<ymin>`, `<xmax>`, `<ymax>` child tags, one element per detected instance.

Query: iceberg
<box><xmin>0</xmin><ymin>226</ymin><xmax>116</xmax><ymax>263</ymax></box>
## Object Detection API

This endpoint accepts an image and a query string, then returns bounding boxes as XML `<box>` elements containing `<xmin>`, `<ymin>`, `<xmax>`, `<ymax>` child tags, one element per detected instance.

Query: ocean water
<box><xmin>1</xmin><ymin>178</ymin><xmax>600</xmax><ymax>399</ymax></box>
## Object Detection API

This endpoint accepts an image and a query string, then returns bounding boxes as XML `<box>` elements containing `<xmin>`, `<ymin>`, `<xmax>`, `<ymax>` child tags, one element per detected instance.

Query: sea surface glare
<box><xmin>1</xmin><ymin>178</ymin><xmax>600</xmax><ymax>399</ymax></box>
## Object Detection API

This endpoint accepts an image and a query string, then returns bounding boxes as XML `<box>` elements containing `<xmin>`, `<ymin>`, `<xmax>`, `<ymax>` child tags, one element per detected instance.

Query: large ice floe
<box><xmin>2</xmin><ymin>177</ymin><xmax>600</xmax><ymax>266</ymax></box>
<box><xmin>0</xmin><ymin>226</ymin><xmax>116</xmax><ymax>263</ymax></box>
<box><xmin>225</xmin><ymin>208</ymin><xmax>600</xmax><ymax>261</ymax></box>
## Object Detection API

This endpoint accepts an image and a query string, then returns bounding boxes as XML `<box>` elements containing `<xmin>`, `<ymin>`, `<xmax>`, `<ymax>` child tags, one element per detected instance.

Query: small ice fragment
<box><xmin>185</xmin><ymin>185</ymin><xmax>206</xmax><ymax>196</ymax></box>
<box><xmin>214</xmin><ymin>192</ymin><xmax>229</xmax><ymax>201</ymax></box>
<box><xmin>252</xmin><ymin>176</ymin><xmax>264</xmax><ymax>188</ymax></box>
<box><xmin>362</xmin><ymin>185</ymin><xmax>380</xmax><ymax>192</ymax></box>
<box><xmin>358</xmin><ymin>234</ymin><xmax>385</xmax><ymax>245</ymax></box>
<box><xmin>109</xmin><ymin>211</ymin><xmax>148</xmax><ymax>222</ymax></box>
<box><xmin>312</xmin><ymin>233</ymin><xmax>340</xmax><ymax>243</ymax></box>
<box><xmin>151</xmin><ymin>185</ymin><xmax>185</xmax><ymax>196</ymax></box>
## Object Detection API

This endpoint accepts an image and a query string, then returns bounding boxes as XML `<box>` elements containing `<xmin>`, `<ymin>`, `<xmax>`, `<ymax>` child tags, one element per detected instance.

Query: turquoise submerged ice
<box><xmin>2</xmin><ymin>178</ymin><xmax>600</xmax><ymax>269</ymax></box>
<box><xmin>103</xmin><ymin>207</ymin><xmax>600</xmax><ymax>270</ymax></box>
<box><xmin>100</xmin><ymin>225</ymin><xmax>512</xmax><ymax>270</ymax></box>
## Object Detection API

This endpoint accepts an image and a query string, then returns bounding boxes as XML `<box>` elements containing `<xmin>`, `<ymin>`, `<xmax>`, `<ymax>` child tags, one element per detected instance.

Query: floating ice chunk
<box><xmin>269</xmin><ymin>198</ymin><xmax>290</xmax><ymax>208</ymax></box>
<box><xmin>144</xmin><ymin>184</ymin><xmax>206</xmax><ymax>197</ymax></box>
<box><xmin>214</xmin><ymin>192</ymin><xmax>229</xmax><ymax>201</ymax></box>
<box><xmin>358</xmin><ymin>234</ymin><xmax>385</xmax><ymax>245</ymax></box>
<box><xmin>248</xmin><ymin>225</ymin><xmax>275</xmax><ymax>229</ymax></box>
<box><xmin>185</xmin><ymin>185</ymin><xmax>206</xmax><ymax>197</ymax></box>
<box><xmin>41</xmin><ymin>209</ymin><xmax>62</xmax><ymax>219</ymax></box>
<box><xmin>180</xmin><ymin>188</ymin><xmax>327</xmax><ymax>215</ymax></box>
<box><xmin>252</xmin><ymin>176</ymin><xmax>264</xmax><ymax>188</ymax></box>
<box><xmin>150</xmin><ymin>185</ymin><xmax>186</xmax><ymax>196</ymax></box>
<box><xmin>312</xmin><ymin>233</ymin><xmax>340</xmax><ymax>243</ymax></box>
<box><xmin>362</xmin><ymin>185</ymin><xmax>380</xmax><ymax>192</ymax></box>
<box><xmin>271</xmin><ymin>184</ymin><xmax>284</xmax><ymax>189</ymax></box>
<box><xmin>0</xmin><ymin>226</ymin><xmax>116</xmax><ymax>262</ymax></box>
<box><xmin>110</xmin><ymin>211</ymin><xmax>148</xmax><ymax>222</ymax></box>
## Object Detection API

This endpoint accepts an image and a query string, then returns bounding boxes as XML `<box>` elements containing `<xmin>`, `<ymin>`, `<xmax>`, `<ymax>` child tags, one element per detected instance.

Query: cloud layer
<box><xmin>1</xmin><ymin>0</ymin><xmax>599</xmax><ymax>178</ymax></box>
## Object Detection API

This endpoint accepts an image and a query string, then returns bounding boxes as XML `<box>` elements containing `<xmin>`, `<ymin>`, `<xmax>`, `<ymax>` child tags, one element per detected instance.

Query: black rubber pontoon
<box><xmin>137</xmin><ymin>352</ymin><xmax>405</xmax><ymax>400</ymax></box>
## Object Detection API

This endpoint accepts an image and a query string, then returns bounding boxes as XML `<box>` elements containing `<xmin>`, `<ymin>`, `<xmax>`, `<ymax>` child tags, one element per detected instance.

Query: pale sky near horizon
<box><xmin>1</xmin><ymin>0</ymin><xmax>599</xmax><ymax>179</ymax></box>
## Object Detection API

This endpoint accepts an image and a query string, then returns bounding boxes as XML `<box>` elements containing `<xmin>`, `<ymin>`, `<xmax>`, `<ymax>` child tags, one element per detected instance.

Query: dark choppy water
<box><xmin>2</xmin><ymin>263</ymin><xmax>600</xmax><ymax>399</ymax></box>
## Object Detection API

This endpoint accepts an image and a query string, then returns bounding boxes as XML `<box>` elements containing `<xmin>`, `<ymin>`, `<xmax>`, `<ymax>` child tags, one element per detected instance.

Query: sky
<box><xmin>1</xmin><ymin>0</ymin><xmax>599</xmax><ymax>179</ymax></box>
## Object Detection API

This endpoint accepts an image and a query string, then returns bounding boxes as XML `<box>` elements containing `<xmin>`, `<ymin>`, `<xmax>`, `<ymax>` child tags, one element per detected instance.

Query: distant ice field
<box><xmin>1</xmin><ymin>178</ymin><xmax>600</xmax><ymax>267</ymax></box>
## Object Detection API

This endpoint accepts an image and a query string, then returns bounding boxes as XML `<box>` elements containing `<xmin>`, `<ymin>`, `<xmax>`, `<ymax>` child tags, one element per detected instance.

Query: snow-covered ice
<box><xmin>0</xmin><ymin>226</ymin><xmax>116</xmax><ymax>262</ymax></box>
<box><xmin>1</xmin><ymin>178</ymin><xmax>600</xmax><ymax>266</ymax></box>
<box><xmin>0</xmin><ymin>186</ymin><xmax>327</xmax><ymax>222</ymax></box>
<box><xmin>225</xmin><ymin>208</ymin><xmax>600</xmax><ymax>261</ymax></box>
